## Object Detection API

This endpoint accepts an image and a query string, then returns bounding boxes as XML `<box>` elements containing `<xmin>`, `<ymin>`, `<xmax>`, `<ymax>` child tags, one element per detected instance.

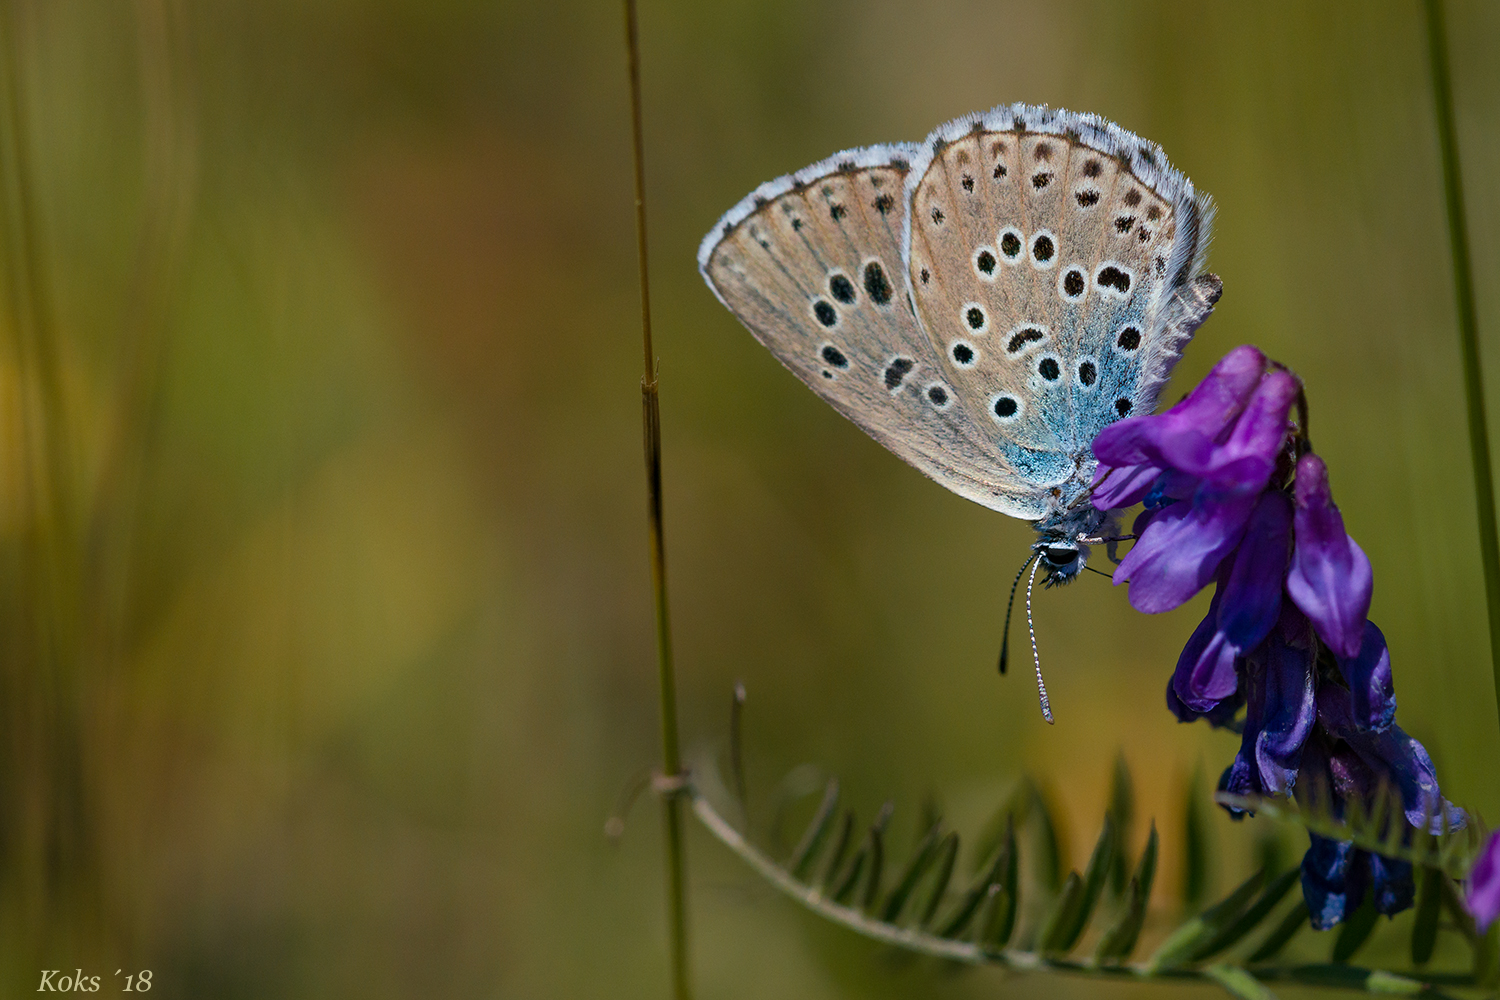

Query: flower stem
<box><xmin>1422</xmin><ymin>0</ymin><xmax>1500</xmax><ymax>750</ymax></box>
<box><xmin>622</xmin><ymin>2</ymin><xmax>692</xmax><ymax>997</ymax></box>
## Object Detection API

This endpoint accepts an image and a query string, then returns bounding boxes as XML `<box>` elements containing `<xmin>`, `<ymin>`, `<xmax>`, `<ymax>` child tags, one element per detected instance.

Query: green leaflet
<box><xmin>917</xmin><ymin>832</ymin><xmax>960</xmax><ymax>928</ymax></box>
<box><xmin>1202</xmin><ymin>963</ymin><xmax>1278</xmax><ymax>1000</ymax></box>
<box><xmin>789</xmin><ymin>779</ymin><xmax>840</xmax><ymax>881</ymax></box>
<box><xmin>1333</xmin><ymin>892</ymin><xmax>1379</xmax><ymax>963</ymax></box>
<box><xmin>1148</xmin><ymin>868</ymin><xmax>1267</xmax><ymax>972</ymax></box>
<box><xmin>1410</xmin><ymin>866</ymin><xmax>1442</xmax><ymax>966</ymax></box>
<box><xmin>880</xmin><ymin>822</ymin><xmax>943</xmax><ymax>923</ymax></box>
<box><xmin>1036</xmin><ymin>872</ymin><xmax>1084</xmax><ymax>956</ymax></box>
<box><xmin>1191</xmin><ymin>868</ymin><xmax>1301</xmax><ymax>964</ymax></box>
<box><xmin>1184</xmin><ymin>765</ymin><xmax>1211</xmax><ymax>910</ymax></box>
<box><xmin>1247</xmin><ymin>901</ymin><xmax>1307</xmax><ymax>964</ymax></box>
<box><xmin>1040</xmin><ymin>815</ymin><xmax>1115</xmax><ymax>954</ymax></box>
<box><xmin>938</xmin><ymin>819</ymin><xmax>1012</xmax><ymax>939</ymax></box>
<box><xmin>1108</xmin><ymin>752</ymin><xmax>1134</xmax><ymax>898</ymax></box>
<box><xmin>1095</xmin><ymin>822</ymin><xmax>1158</xmax><ymax>963</ymax></box>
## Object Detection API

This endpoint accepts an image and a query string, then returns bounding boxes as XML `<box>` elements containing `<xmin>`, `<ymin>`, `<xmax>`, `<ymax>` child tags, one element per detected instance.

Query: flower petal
<box><xmin>1093</xmin><ymin>345</ymin><xmax>1267</xmax><ymax>470</ymax></box>
<box><xmin>1286</xmin><ymin>453</ymin><xmax>1373</xmax><ymax>660</ymax></box>
<box><xmin>1467</xmin><ymin>832</ymin><xmax>1500</xmax><ymax>933</ymax></box>
<box><xmin>1172</xmin><ymin>586</ymin><xmax>1240</xmax><ymax>711</ymax></box>
<box><xmin>1249</xmin><ymin>617</ymin><xmax>1317</xmax><ymax>795</ymax></box>
<box><xmin>1091</xmin><ymin>461</ymin><xmax>1162</xmax><ymax>511</ymax></box>
<box><xmin>1218</xmin><ymin>491</ymin><xmax>1292</xmax><ymax>651</ymax></box>
<box><xmin>1200</xmin><ymin>369</ymin><xmax>1299</xmax><ymax>488</ymax></box>
<box><xmin>1317</xmin><ymin>688</ymin><xmax>1465</xmax><ymax>834</ymax></box>
<box><xmin>1115</xmin><ymin>486</ymin><xmax>1259</xmax><ymax>613</ymax></box>
<box><xmin>1336</xmin><ymin>620</ymin><xmax>1396</xmax><ymax>733</ymax></box>
<box><xmin>1302</xmin><ymin>832</ymin><xmax>1361</xmax><ymax>931</ymax></box>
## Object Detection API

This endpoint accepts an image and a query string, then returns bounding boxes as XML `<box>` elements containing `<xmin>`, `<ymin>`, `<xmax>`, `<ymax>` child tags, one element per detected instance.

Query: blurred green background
<box><xmin>0</xmin><ymin>0</ymin><xmax>1497</xmax><ymax>996</ymax></box>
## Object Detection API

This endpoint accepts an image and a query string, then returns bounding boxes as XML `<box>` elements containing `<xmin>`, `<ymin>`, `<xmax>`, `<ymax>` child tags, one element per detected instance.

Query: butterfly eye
<box><xmin>1043</xmin><ymin>547</ymin><xmax>1078</xmax><ymax>566</ymax></box>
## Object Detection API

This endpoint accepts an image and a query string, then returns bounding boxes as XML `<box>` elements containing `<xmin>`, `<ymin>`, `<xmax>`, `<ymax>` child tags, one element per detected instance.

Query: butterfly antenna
<box><xmin>998</xmin><ymin>550</ymin><xmax>1039</xmax><ymax>675</ymax></box>
<box><xmin>1026</xmin><ymin>555</ymin><xmax>1054</xmax><ymax>724</ymax></box>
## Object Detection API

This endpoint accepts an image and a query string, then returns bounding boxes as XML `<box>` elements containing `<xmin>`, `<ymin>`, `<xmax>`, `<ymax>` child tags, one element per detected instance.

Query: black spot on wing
<box><xmin>884</xmin><ymin>357</ymin><xmax>915</xmax><ymax>390</ymax></box>
<box><xmin>863</xmin><ymin>261</ymin><xmax>893</xmax><ymax>305</ymax></box>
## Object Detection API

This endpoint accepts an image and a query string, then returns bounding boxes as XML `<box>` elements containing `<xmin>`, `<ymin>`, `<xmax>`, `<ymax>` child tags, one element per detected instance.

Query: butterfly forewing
<box><xmin>902</xmin><ymin>106</ymin><xmax>1214</xmax><ymax>499</ymax></box>
<box><xmin>699</xmin><ymin>145</ymin><xmax>1044</xmax><ymax>517</ymax></box>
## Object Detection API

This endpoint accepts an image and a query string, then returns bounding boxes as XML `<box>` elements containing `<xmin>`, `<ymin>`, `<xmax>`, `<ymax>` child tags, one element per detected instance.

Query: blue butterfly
<box><xmin>699</xmin><ymin>104</ymin><xmax>1221</xmax><ymax>713</ymax></box>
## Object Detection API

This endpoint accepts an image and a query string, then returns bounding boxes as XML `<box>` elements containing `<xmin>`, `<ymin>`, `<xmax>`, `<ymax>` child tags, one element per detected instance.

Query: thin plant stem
<box><xmin>622</xmin><ymin>1</ymin><xmax>692</xmax><ymax>997</ymax></box>
<box><xmin>1422</xmin><ymin>0</ymin><xmax>1500</xmax><ymax>747</ymax></box>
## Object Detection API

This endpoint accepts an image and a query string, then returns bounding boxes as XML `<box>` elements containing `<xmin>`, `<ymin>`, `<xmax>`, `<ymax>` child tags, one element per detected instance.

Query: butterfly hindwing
<box><xmin>902</xmin><ymin>105</ymin><xmax>1217</xmax><ymax>501</ymax></box>
<box><xmin>699</xmin><ymin>144</ymin><xmax>1045</xmax><ymax>517</ymax></box>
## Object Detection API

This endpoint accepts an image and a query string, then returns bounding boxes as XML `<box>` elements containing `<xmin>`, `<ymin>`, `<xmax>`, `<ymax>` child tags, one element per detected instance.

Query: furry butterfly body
<box><xmin>699</xmin><ymin>103</ymin><xmax>1221</xmax><ymax>583</ymax></box>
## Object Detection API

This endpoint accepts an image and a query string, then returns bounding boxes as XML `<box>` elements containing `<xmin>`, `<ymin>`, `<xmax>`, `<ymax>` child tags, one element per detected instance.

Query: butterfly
<box><xmin>698</xmin><ymin>103</ymin><xmax>1221</xmax><ymax>716</ymax></box>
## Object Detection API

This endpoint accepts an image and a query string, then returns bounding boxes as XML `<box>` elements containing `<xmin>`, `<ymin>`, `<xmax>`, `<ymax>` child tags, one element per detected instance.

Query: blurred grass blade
<box><xmin>789</xmin><ymin>779</ymin><xmax>840</xmax><ymax>880</ymax></box>
<box><xmin>1096</xmin><ymin>821</ymin><xmax>1159</xmax><ymax>963</ymax></box>
<box><xmin>1411</xmin><ymin>866</ymin><xmax>1442</xmax><ymax>966</ymax></box>
<box><xmin>1477</xmin><ymin>921</ymin><xmax>1500</xmax><ymax>988</ymax></box>
<box><xmin>1109</xmin><ymin>753</ymin><xmax>1134</xmax><ymax>897</ymax></box>
<box><xmin>918</xmin><ymin>832</ymin><xmax>960</xmax><ymax>928</ymax></box>
<box><xmin>1191</xmin><ymin>867</ymin><xmax>1301</xmax><ymax>963</ymax></box>
<box><xmin>1037</xmin><ymin>872</ymin><xmax>1084</xmax><ymax>956</ymax></box>
<box><xmin>623</xmin><ymin>0</ymin><xmax>690</xmax><ymax>993</ymax></box>
<box><xmin>1421</xmin><ymin>0</ymin><xmax>1500</xmax><ymax>725</ymax></box>
<box><xmin>1184</xmin><ymin>765</ymin><xmax>1210</xmax><ymax>910</ymax></box>
<box><xmin>1332</xmin><ymin>892</ymin><xmax>1378</xmax><ymax>963</ymax></box>
<box><xmin>880</xmin><ymin>822</ymin><xmax>942</xmax><ymax>923</ymax></box>
<box><xmin>938</xmin><ymin>824</ymin><xmax>1010</xmax><ymax>938</ymax></box>
<box><xmin>1202</xmin><ymin>963</ymin><xmax>1279</xmax><ymax>1000</ymax></box>
<box><xmin>1438</xmin><ymin>861</ymin><xmax>1479</xmax><ymax>944</ymax></box>
<box><xmin>1148</xmin><ymin>867</ymin><xmax>1266</xmax><ymax>972</ymax></box>
<box><xmin>820</xmin><ymin>810</ymin><xmax>854</xmax><ymax>891</ymax></box>
<box><xmin>1247</xmin><ymin>901</ymin><xmax>1308</xmax><ymax>963</ymax></box>
<box><xmin>1043</xmin><ymin>815</ymin><xmax>1115</xmax><ymax>954</ymax></box>
<box><xmin>729</xmin><ymin>682</ymin><xmax>748</xmax><ymax>819</ymax></box>
<box><xmin>1031</xmin><ymin>781</ymin><xmax>1065</xmax><ymax>893</ymax></box>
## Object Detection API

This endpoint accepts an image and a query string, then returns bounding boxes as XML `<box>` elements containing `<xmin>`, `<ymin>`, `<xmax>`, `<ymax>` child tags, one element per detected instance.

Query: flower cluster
<box><xmin>1092</xmin><ymin>345</ymin><xmax>1464</xmax><ymax>929</ymax></box>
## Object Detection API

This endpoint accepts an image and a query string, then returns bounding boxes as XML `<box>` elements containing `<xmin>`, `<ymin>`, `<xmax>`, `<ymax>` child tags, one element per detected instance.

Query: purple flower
<box><xmin>1169</xmin><ymin>495</ymin><xmax>1292</xmax><ymax>715</ymax></box>
<box><xmin>1217</xmin><ymin>605</ymin><xmax>1318</xmax><ymax>804</ymax></box>
<box><xmin>1302</xmin><ymin>831</ymin><xmax>1413</xmax><ymax>931</ymax></box>
<box><xmin>1101</xmin><ymin>346</ymin><xmax>1466</xmax><ymax>930</ymax></box>
<box><xmin>1286</xmin><ymin>454</ymin><xmax>1373</xmax><ymax>660</ymax></box>
<box><xmin>1316</xmin><ymin>684</ymin><xmax>1464</xmax><ymax>834</ymax></box>
<box><xmin>1467</xmin><ymin>832</ymin><xmax>1500</xmax><ymax>933</ymax></box>
<box><xmin>1102</xmin><ymin>365</ymin><xmax>1300</xmax><ymax>614</ymax></box>
<box><xmin>1295</xmin><ymin>725</ymin><xmax>1463</xmax><ymax>929</ymax></box>
<box><xmin>1335</xmin><ymin>621</ymin><xmax>1396</xmax><ymax>734</ymax></box>
<box><xmin>1092</xmin><ymin>345</ymin><xmax>1268</xmax><ymax>510</ymax></box>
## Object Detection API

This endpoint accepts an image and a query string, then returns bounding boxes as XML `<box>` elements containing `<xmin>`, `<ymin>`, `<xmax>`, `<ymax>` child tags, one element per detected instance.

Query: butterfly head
<box><xmin>1033</xmin><ymin>502</ymin><xmax>1115</xmax><ymax>586</ymax></box>
<box><xmin>1034</xmin><ymin>540</ymin><xmax>1088</xmax><ymax>586</ymax></box>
